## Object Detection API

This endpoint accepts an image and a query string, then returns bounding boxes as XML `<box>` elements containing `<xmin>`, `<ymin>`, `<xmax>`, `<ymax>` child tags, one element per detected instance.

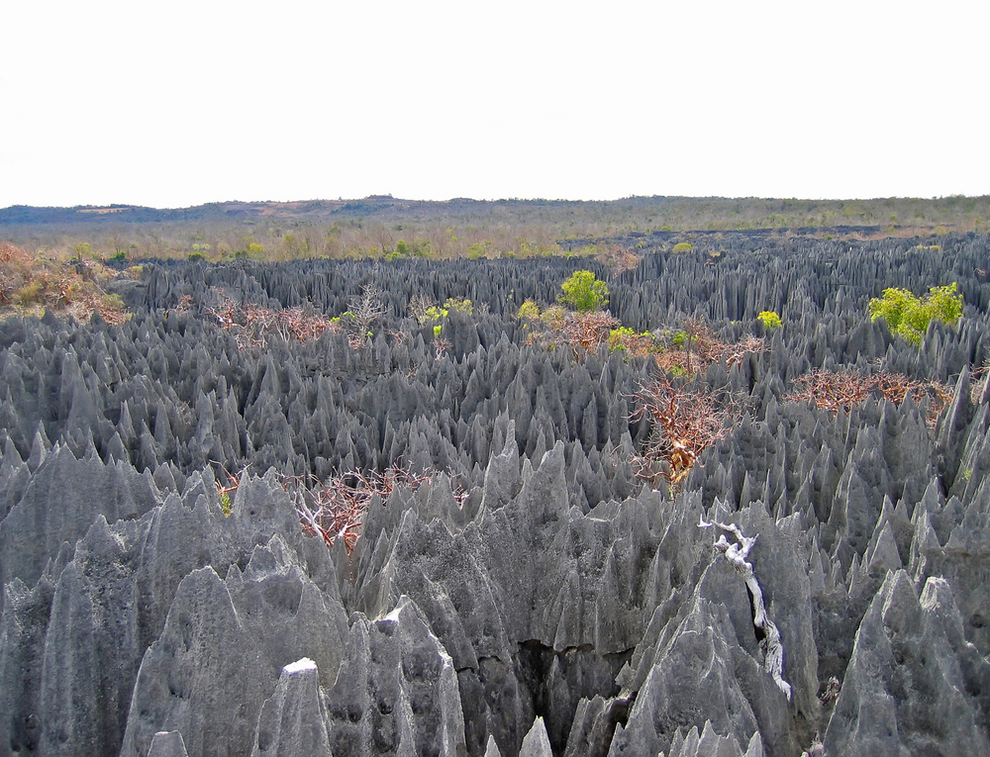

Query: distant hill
<box><xmin>3</xmin><ymin>194</ymin><xmax>988</xmax><ymax>233</ymax></box>
<box><xmin>0</xmin><ymin>196</ymin><xmax>540</xmax><ymax>225</ymax></box>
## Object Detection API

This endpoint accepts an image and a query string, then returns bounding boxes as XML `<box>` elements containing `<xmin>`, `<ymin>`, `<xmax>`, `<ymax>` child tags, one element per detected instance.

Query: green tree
<box><xmin>560</xmin><ymin>270</ymin><xmax>609</xmax><ymax>312</ymax></box>
<box><xmin>868</xmin><ymin>283</ymin><xmax>962</xmax><ymax>346</ymax></box>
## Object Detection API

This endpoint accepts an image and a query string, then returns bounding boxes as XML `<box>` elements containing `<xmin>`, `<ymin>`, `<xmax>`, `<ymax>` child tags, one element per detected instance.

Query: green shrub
<box><xmin>671</xmin><ymin>242</ymin><xmax>693</xmax><ymax>253</ymax></box>
<box><xmin>868</xmin><ymin>282</ymin><xmax>962</xmax><ymax>346</ymax></box>
<box><xmin>517</xmin><ymin>300</ymin><xmax>542</xmax><ymax>320</ymax></box>
<box><xmin>758</xmin><ymin>311</ymin><xmax>782</xmax><ymax>330</ymax></box>
<box><xmin>607</xmin><ymin>326</ymin><xmax>655</xmax><ymax>356</ymax></box>
<box><xmin>444</xmin><ymin>297</ymin><xmax>473</xmax><ymax>315</ymax></box>
<box><xmin>560</xmin><ymin>270</ymin><xmax>609</xmax><ymax>312</ymax></box>
<box><xmin>414</xmin><ymin>297</ymin><xmax>474</xmax><ymax>325</ymax></box>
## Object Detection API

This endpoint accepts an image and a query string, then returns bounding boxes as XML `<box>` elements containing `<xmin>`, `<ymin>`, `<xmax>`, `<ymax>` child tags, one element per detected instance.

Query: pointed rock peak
<box><xmin>148</xmin><ymin>731</ymin><xmax>189</xmax><ymax>757</ymax></box>
<box><xmin>484</xmin><ymin>734</ymin><xmax>503</xmax><ymax>757</ymax></box>
<box><xmin>152</xmin><ymin>463</ymin><xmax>180</xmax><ymax>494</ymax></box>
<box><xmin>253</xmin><ymin>655</ymin><xmax>331</xmax><ymax>757</ymax></box>
<box><xmin>744</xmin><ymin>731</ymin><xmax>765</xmax><ymax>757</ymax></box>
<box><xmin>865</xmin><ymin>521</ymin><xmax>902</xmax><ymax>576</ymax></box>
<box><xmin>79</xmin><ymin>513</ymin><xmax>123</xmax><ymax>557</ymax></box>
<box><xmin>282</xmin><ymin>657</ymin><xmax>318</xmax><ymax>676</ymax></box>
<box><xmin>27</xmin><ymin>425</ymin><xmax>50</xmax><ymax>470</ymax></box>
<box><xmin>918</xmin><ymin>576</ymin><xmax>958</xmax><ymax>618</ymax></box>
<box><xmin>2</xmin><ymin>435</ymin><xmax>23</xmax><ymax>467</ymax></box>
<box><xmin>378</xmin><ymin>593</ymin><xmax>421</xmax><ymax>627</ymax></box>
<box><xmin>175</xmin><ymin>565</ymin><xmax>235</xmax><ymax>612</ymax></box>
<box><xmin>513</xmin><ymin>440</ymin><xmax>569</xmax><ymax>525</ymax></box>
<box><xmin>481</xmin><ymin>419</ymin><xmax>521</xmax><ymax>512</ymax></box>
<box><xmin>519</xmin><ymin>716</ymin><xmax>553</xmax><ymax>757</ymax></box>
<box><xmin>878</xmin><ymin>570</ymin><xmax>922</xmax><ymax>633</ymax></box>
<box><xmin>243</xmin><ymin>542</ymin><xmax>282</xmax><ymax>578</ymax></box>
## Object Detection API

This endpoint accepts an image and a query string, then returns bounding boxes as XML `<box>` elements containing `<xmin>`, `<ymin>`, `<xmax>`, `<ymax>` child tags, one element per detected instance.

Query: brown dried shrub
<box><xmin>207</xmin><ymin>289</ymin><xmax>342</xmax><ymax>351</ymax></box>
<box><xmin>286</xmin><ymin>467</ymin><xmax>463</xmax><ymax>554</ymax></box>
<box><xmin>522</xmin><ymin>307</ymin><xmax>623</xmax><ymax>360</ymax></box>
<box><xmin>655</xmin><ymin>318</ymin><xmax>765</xmax><ymax>377</ymax></box>
<box><xmin>631</xmin><ymin>374</ymin><xmax>742</xmax><ymax>489</ymax></box>
<box><xmin>786</xmin><ymin>368</ymin><xmax>952</xmax><ymax>429</ymax></box>
<box><xmin>0</xmin><ymin>242</ymin><xmax>129</xmax><ymax>323</ymax></box>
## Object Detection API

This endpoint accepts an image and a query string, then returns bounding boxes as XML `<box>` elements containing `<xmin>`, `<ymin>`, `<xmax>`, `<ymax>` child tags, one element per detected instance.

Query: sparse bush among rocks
<box><xmin>654</xmin><ymin>318</ymin><xmax>765</xmax><ymax>377</ymax></box>
<box><xmin>868</xmin><ymin>282</ymin><xmax>962</xmax><ymax>345</ymax></box>
<box><xmin>559</xmin><ymin>269</ymin><xmax>609</xmax><ymax>312</ymax></box>
<box><xmin>758</xmin><ymin>310</ymin><xmax>782</xmax><ymax>330</ymax></box>
<box><xmin>207</xmin><ymin>289</ymin><xmax>341</xmax><ymax>350</ymax></box>
<box><xmin>786</xmin><ymin>367</ymin><xmax>953</xmax><ymax>429</ymax></box>
<box><xmin>0</xmin><ymin>241</ymin><xmax>130</xmax><ymax>323</ymax></box>
<box><xmin>631</xmin><ymin>374</ymin><xmax>742</xmax><ymax>488</ymax></box>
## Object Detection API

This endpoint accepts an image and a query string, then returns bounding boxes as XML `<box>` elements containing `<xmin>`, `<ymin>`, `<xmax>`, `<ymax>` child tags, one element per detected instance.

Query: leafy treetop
<box><xmin>560</xmin><ymin>270</ymin><xmax>609</xmax><ymax>312</ymax></box>
<box><xmin>868</xmin><ymin>283</ymin><xmax>963</xmax><ymax>346</ymax></box>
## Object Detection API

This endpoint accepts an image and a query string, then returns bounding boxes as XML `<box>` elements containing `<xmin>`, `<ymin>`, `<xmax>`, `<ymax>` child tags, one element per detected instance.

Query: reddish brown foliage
<box><xmin>524</xmin><ymin>308</ymin><xmax>623</xmax><ymax>360</ymax></box>
<box><xmin>786</xmin><ymin>368</ymin><xmax>952</xmax><ymax>429</ymax></box>
<box><xmin>596</xmin><ymin>244</ymin><xmax>642</xmax><ymax>276</ymax></box>
<box><xmin>207</xmin><ymin>290</ymin><xmax>341</xmax><ymax>351</ymax></box>
<box><xmin>631</xmin><ymin>374</ymin><xmax>741</xmax><ymax>488</ymax></box>
<box><xmin>286</xmin><ymin>467</ymin><xmax>461</xmax><ymax>554</ymax></box>
<box><xmin>655</xmin><ymin>318</ymin><xmax>765</xmax><ymax>376</ymax></box>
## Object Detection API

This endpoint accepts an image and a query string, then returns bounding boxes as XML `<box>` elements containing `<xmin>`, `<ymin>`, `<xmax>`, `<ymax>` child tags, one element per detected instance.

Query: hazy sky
<box><xmin>2</xmin><ymin>0</ymin><xmax>986</xmax><ymax>209</ymax></box>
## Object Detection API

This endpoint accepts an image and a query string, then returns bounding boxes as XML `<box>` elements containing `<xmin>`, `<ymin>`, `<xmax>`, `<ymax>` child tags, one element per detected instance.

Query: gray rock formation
<box><xmin>147</xmin><ymin>731</ymin><xmax>188</xmax><ymax>757</ymax></box>
<box><xmin>1</xmin><ymin>238</ymin><xmax>990</xmax><ymax>755</ymax></box>
<box><xmin>252</xmin><ymin>658</ymin><xmax>332</xmax><ymax>757</ymax></box>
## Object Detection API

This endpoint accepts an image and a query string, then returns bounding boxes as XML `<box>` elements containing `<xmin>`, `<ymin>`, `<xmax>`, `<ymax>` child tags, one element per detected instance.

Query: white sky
<box><xmin>2</xmin><ymin>0</ymin><xmax>987</xmax><ymax>209</ymax></box>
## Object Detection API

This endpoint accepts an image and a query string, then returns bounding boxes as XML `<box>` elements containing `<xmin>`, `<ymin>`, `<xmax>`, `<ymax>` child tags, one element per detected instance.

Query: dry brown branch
<box><xmin>524</xmin><ymin>308</ymin><xmax>622</xmax><ymax>360</ymax></box>
<box><xmin>786</xmin><ymin>368</ymin><xmax>952</xmax><ymax>429</ymax></box>
<box><xmin>631</xmin><ymin>374</ymin><xmax>741</xmax><ymax>488</ymax></box>
<box><xmin>346</xmin><ymin>284</ymin><xmax>388</xmax><ymax>348</ymax></box>
<box><xmin>655</xmin><ymin>318</ymin><xmax>765</xmax><ymax>377</ymax></box>
<box><xmin>408</xmin><ymin>293</ymin><xmax>435</xmax><ymax>323</ymax></box>
<box><xmin>206</xmin><ymin>290</ymin><xmax>341</xmax><ymax>351</ymax></box>
<box><xmin>434</xmin><ymin>336</ymin><xmax>452</xmax><ymax>360</ymax></box>
<box><xmin>285</xmin><ymin>466</ymin><xmax>464</xmax><ymax>554</ymax></box>
<box><xmin>211</xmin><ymin>461</ymin><xmax>245</xmax><ymax>516</ymax></box>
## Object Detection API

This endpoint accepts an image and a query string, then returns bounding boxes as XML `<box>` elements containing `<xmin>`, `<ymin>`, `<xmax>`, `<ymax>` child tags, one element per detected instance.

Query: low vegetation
<box><xmin>786</xmin><ymin>368</ymin><xmax>953</xmax><ymax>429</ymax></box>
<box><xmin>4</xmin><ymin>195</ymin><xmax>988</xmax><ymax>265</ymax></box>
<box><xmin>205</xmin><ymin>290</ymin><xmax>342</xmax><ymax>351</ymax></box>
<box><xmin>654</xmin><ymin>318</ymin><xmax>766</xmax><ymax>377</ymax></box>
<box><xmin>758</xmin><ymin>310</ymin><xmax>782</xmax><ymax>330</ymax></box>
<box><xmin>868</xmin><ymin>283</ymin><xmax>963</xmax><ymax>346</ymax></box>
<box><xmin>632</xmin><ymin>375</ymin><xmax>742</xmax><ymax>489</ymax></box>
<box><xmin>0</xmin><ymin>241</ymin><xmax>130</xmax><ymax>323</ymax></box>
<box><xmin>559</xmin><ymin>270</ymin><xmax>610</xmax><ymax>312</ymax></box>
<box><xmin>285</xmin><ymin>467</ymin><xmax>462</xmax><ymax>554</ymax></box>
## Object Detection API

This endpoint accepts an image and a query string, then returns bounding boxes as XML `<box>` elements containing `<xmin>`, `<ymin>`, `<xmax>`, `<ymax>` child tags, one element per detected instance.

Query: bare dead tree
<box><xmin>699</xmin><ymin>516</ymin><xmax>793</xmax><ymax>701</ymax></box>
<box><xmin>631</xmin><ymin>375</ymin><xmax>741</xmax><ymax>489</ymax></box>
<box><xmin>347</xmin><ymin>284</ymin><xmax>388</xmax><ymax>348</ymax></box>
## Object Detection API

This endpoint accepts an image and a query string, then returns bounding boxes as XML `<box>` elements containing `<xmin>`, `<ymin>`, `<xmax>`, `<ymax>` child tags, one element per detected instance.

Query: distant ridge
<box><xmin>3</xmin><ymin>195</ymin><xmax>988</xmax><ymax>235</ymax></box>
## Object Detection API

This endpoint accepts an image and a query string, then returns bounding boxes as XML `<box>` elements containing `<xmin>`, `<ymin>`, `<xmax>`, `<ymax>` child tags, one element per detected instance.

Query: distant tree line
<box><xmin>1</xmin><ymin>195</ymin><xmax>988</xmax><ymax>265</ymax></box>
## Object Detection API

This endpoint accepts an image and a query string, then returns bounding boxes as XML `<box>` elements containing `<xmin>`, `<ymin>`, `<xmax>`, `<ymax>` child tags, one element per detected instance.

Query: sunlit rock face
<box><xmin>2</xmin><ymin>234</ymin><xmax>989</xmax><ymax>756</ymax></box>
